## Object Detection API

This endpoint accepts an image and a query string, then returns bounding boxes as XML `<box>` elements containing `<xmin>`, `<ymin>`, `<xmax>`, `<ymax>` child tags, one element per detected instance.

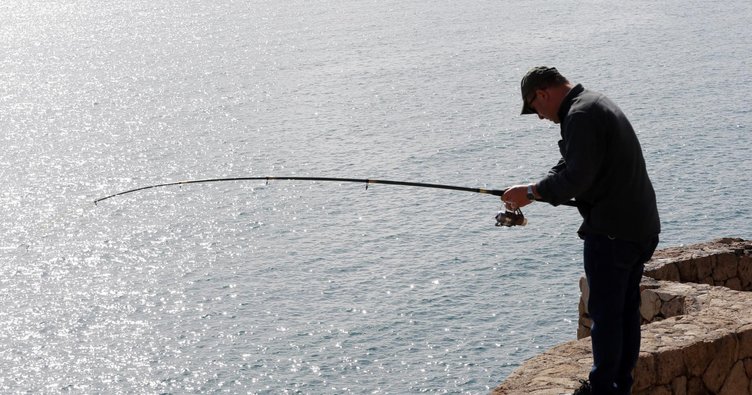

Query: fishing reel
<box><xmin>495</xmin><ymin>208</ymin><xmax>528</xmax><ymax>227</ymax></box>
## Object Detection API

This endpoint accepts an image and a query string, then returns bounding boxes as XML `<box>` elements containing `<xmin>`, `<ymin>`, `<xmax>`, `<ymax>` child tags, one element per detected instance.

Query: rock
<box><xmin>641</xmin><ymin>290</ymin><xmax>661</xmax><ymax>321</ymax></box>
<box><xmin>633</xmin><ymin>352</ymin><xmax>656</xmax><ymax>392</ymax></box>
<box><xmin>695</xmin><ymin>255</ymin><xmax>715</xmax><ymax>281</ymax></box>
<box><xmin>738</xmin><ymin>326</ymin><xmax>752</xmax><ymax>359</ymax></box>
<box><xmin>676</xmin><ymin>259</ymin><xmax>697</xmax><ymax>282</ymax></box>
<box><xmin>660</xmin><ymin>296</ymin><xmax>685</xmax><ymax>318</ymax></box>
<box><xmin>702</xmin><ymin>335</ymin><xmax>738</xmax><ymax>393</ymax></box>
<box><xmin>647</xmin><ymin>385</ymin><xmax>672</xmax><ymax>395</ymax></box>
<box><xmin>724</xmin><ymin>277</ymin><xmax>742</xmax><ymax>291</ymax></box>
<box><xmin>671</xmin><ymin>375</ymin><xmax>687</xmax><ymax>395</ymax></box>
<box><xmin>649</xmin><ymin>263</ymin><xmax>681</xmax><ymax>282</ymax></box>
<box><xmin>745</xmin><ymin>358</ymin><xmax>752</xmax><ymax>379</ymax></box>
<box><xmin>738</xmin><ymin>255</ymin><xmax>752</xmax><ymax>290</ymax></box>
<box><xmin>713</xmin><ymin>253</ymin><xmax>738</xmax><ymax>281</ymax></box>
<box><xmin>682</xmin><ymin>340</ymin><xmax>714</xmax><ymax>376</ymax></box>
<box><xmin>655</xmin><ymin>347</ymin><xmax>686</xmax><ymax>384</ymax></box>
<box><xmin>686</xmin><ymin>376</ymin><xmax>706</xmax><ymax>395</ymax></box>
<box><xmin>718</xmin><ymin>360</ymin><xmax>747</xmax><ymax>395</ymax></box>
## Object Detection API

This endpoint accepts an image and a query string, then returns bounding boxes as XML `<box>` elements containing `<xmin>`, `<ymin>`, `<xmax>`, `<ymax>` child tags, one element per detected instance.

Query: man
<box><xmin>502</xmin><ymin>67</ymin><xmax>660</xmax><ymax>395</ymax></box>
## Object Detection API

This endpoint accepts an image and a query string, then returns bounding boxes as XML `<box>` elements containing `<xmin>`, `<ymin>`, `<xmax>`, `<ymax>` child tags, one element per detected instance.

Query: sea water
<box><xmin>1</xmin><ymin>0</ymin><xmax>750</xmax><ymax>393</ymax></box>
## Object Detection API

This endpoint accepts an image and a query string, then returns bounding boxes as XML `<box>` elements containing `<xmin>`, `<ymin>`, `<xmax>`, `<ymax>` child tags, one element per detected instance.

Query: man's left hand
<box><xmin>501</xmin><ymin>184</ymin><xmax>534</xmax><ymax>211</ymax></box>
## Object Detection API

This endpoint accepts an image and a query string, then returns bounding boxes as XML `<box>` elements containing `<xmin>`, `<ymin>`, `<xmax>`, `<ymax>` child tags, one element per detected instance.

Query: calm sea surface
<box><xmin>1</xmin><ymin>0</ymin><xmax>750</xmax><ymax>393</ymax></box>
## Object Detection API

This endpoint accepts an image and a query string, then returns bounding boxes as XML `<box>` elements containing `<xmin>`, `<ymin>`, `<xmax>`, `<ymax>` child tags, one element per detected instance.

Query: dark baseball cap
<box><xmin>520</xmin><ymin>66</ymin><xmax>563</xmax><ymax>115</ymax></box>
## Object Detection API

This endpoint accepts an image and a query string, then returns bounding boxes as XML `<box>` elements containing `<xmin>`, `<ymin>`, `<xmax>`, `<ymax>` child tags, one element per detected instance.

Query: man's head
<box><xmin>520</xmin><ymin>66</ymin><xmax>571</xmax><ymax>123</ymax></box>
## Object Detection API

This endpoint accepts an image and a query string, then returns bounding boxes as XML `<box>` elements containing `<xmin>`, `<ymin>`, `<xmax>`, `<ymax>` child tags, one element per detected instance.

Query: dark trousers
<box><xmin>584</xmin><ymin>234</ymin><xmax>659</xmax><ymax>395</ymax></box>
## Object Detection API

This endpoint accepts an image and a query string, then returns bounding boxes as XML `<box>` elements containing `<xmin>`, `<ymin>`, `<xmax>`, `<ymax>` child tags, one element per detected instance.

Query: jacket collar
<box><xmin>557</xmin><ymin>84</ymin><xmax>585</xmax><ymax>123</ymax></box>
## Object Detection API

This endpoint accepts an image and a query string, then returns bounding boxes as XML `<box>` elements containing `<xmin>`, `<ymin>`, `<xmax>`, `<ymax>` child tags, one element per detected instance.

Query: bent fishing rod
<box><xmin>94</xmin><ymin>176</ymin><xmax>579</xmax><ymax>226</ymax></box>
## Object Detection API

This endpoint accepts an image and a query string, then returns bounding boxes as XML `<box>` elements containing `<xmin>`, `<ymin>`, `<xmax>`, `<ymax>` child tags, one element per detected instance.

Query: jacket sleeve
<box><xmin>536</xmin><ymin>111</ymin><xmax>605</xmax><ymax>205</ymax></box>
<box><xmin>548</xmin><ymin>157</ymin><xmax>566</xmax><ymax>177</ymax></box>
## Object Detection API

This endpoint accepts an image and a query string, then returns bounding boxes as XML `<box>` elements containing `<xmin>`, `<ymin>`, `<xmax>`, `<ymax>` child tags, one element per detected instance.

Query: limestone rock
<box><xmin>745</xmin><ymin>358</ymin><xmax>752</xmax><ymax>379</ymax></box>
<box><xmin>655</xmin><ymin>347</ymin><xmax>686</xmax><ymax>384</ymax></box>
<box><xmin>682</xmin><ymin>340</ymin><xmax>714</xmax><ymax>376</ymax></box>
<box><xmin>676</xmin><ymin>259</ymin><xmax>696</xmax><ymax>282</ymax></box>
<box><xmin>739</xmin><ymin>255</ymin><xmax>752</xmax><ymax>290</ymax></box>
<box><xmin>718</xmin><ymin>360</ymin><xmax>747</xmax><ymax>395</ymax></box>
<box><xmin>670</xmin><ymin>375</ymin><xmax>687</xmax><ymax>395</ymax></box>
<box><xmin>686</xmin><ymin>376</ymin><xmax>706</xmax><ymax>395</ymax></box>
<box><xmin>633</xmin><ymin>351</ymin><xmax>656</xmax><ymax>392</ymax></box>
<box><xmin>702</xmin><ymin>335</ymin><xmax>738</xmax><ymax>393</ymax></box>
<box><xmin>695</xmin><ymin>255</ymin><xmax>715</xmax><ymax>280</ymax></box>
<box><xmin>739</xmin><ymin>326</ymin><xmax>752</xmax><ymax>359</ymax></box>
<box><xmin>660</xmin><ymin>296</ymin><xmax>685</xmax><ymax>318</ymax></box>
<box><xmin>713</xmin><ymin>253</ymin><xmax>738</xmax><ymax>281</ymax></box>
<box><xmin>725</xmin><ymin>277</ymin><xmax>742</xmax><ymax>291</ymax></box>
<box><xmin>641</xmin><ymin>290</ymin><xmax>661</xmax><ymax>321</ymax></box>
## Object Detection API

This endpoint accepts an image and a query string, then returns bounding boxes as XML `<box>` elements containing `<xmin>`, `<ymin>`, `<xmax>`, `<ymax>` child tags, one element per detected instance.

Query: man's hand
<box><xmin>501</xmin><ymin>184</ymin><xmax>535</xmax><ymax>211</ymax></box>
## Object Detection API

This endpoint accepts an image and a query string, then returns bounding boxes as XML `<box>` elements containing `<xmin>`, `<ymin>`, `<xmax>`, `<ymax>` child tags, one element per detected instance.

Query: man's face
<box><xmin>526</xmin><ymin>89</ymin><xmax>560</xmax><ymax>124</ymax></box>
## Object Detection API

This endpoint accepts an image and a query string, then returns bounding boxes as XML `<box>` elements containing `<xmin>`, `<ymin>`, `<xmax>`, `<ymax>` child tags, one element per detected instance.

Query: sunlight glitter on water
<box><xmin>1</xmin><ymin>0</ymin><xmax>751</xmax><ymax>393</ymax></box>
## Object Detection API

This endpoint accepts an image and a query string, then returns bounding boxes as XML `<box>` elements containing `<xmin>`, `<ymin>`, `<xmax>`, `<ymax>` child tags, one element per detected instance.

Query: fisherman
<box><xmin>501</xmin><ymin>67</ymin><xmax>660</xmax><ymax>395</ymax></box>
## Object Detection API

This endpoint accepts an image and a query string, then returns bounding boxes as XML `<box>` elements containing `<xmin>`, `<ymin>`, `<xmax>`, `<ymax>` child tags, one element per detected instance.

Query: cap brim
<box><xmin>520</xmin><ymin>103</ymin><xmax>535</xmax><ymax>115</ymax></box>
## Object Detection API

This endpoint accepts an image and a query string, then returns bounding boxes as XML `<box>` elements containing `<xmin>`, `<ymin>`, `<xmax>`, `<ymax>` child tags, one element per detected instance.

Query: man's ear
<box><xmin>536</xmin><ymin>89</ymin><xmax>548</xmax><ymax>102</ymax></box>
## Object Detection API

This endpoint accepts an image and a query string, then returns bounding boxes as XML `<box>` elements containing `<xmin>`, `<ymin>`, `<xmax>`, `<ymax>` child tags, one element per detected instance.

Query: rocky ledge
<box><xmin>492</xmin><ymin>238</ymin><xmax>752</xmax><ymax>395</ymax></box>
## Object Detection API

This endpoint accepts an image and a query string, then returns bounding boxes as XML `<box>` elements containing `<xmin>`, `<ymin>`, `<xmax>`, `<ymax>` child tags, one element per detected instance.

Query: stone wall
<box><xmin>493</xmin><ymin>238</ymin><xmax>752</xmax><ymax>395</ymax></box>
<box><xmin>579</xmin><ymin>237</ymin><xmax>752</xmax><ymax>339</ymax></box>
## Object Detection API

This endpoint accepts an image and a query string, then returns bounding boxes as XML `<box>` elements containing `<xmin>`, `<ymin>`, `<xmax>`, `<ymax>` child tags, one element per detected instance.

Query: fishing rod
<box><xmin>94</xmin><ymin>176</ymin><xmax>579</xmax><ymax>226</ymax></box>
<box><xmin>95</xmin><ymin>176</ymin><xmax>509</xmax><ymax>203</ymax></box>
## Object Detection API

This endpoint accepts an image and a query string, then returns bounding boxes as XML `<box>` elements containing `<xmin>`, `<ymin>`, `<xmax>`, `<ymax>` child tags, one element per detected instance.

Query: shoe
<box><xmin>572</xmin><ymin>379</ymin><xmax>592</xmax><ymax>395</ymax></box>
